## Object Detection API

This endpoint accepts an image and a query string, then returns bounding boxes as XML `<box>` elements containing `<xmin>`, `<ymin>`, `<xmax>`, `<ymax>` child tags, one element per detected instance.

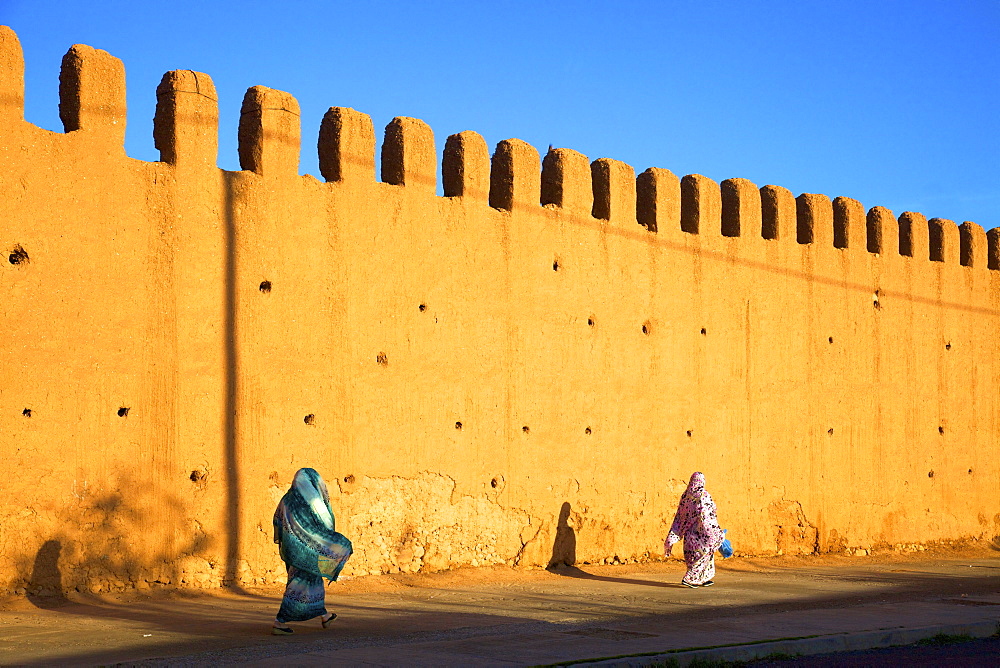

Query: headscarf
<box><xmin>273</xmin><ymin>468</ymin><xmax>353</xmax><ymax>580</ymax></box>
<box><xmin>666</xmin><ymin>471</ymin><xmax>723</xmax><ymax>552</ymax></box>
<box><xmin>669</xmin><ymin>472</ymin><xmax>708</xmax><ymax>537</ymax></box>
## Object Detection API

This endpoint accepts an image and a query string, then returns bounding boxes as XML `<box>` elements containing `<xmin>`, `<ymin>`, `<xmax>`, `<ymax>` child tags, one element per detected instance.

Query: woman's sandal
<box><xmin>271</xmin><ymin>624</ymin><xmax>293</xmax><ymax>635</ymax></box>
<box><xmin>321</xmin><ymin>612</ymin><xmax>337</xmax><ymax>628</ymax></box>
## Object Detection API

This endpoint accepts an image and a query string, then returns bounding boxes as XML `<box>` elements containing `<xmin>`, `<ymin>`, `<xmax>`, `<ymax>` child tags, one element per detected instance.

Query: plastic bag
<box><xmin>718</xmin><ymin>529</ymin><xmax>733</xmax><ymax>558</ymax></box>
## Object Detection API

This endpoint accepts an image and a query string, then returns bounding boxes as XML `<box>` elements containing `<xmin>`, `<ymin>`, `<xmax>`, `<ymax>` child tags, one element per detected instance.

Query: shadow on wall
<box><xmin>13</xmin><ymin>475</ymin><xmax>213</xmax><ymax>597</ymax></box>
<box><xmin>27</xmin><ymin>540</ymin><xmax>69</xmax><ymax>608</ymax></box>
<box><xmin>548</xmin><ymin>502</ymin><xmax>576</xmax><ymax>568</ymax></box>
<box><xmin>544</xmin><ymin>502</ymin><xmax>688</xmax><ymax>588</ymax></box>
<box><xmin>12</xmin><ymin>162</ymin><xmax>249</xmax><ymax>602</ymax></box>
<box><xmin>222</xmin><ymin>167</ymin><xmax>241</xmax><ymax>592</ymax></box>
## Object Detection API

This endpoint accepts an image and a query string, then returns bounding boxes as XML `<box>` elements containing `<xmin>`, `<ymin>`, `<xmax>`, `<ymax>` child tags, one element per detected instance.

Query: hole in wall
<box><xmin>828</xmin><ymin>428</ymin><xmax>834</xmax><ymax>435</ymax></box>
<box><xmin>828</xmin><ymin>336</ymin><xmax>834</xmax><ymax>344</ymax></box>
<box><xmin>304</xmin><ymin>414</ymin><xmax>315</xmax><ymax>425</ymax></box>
<box><xmin>700</xmin><ymin>328</ymin><xmax>707</xmax><ymax>335</ymax></box>
<box><xmin>22</xmin><ymin>408</ymin><xmax>31</xmax><ymax>417</ymax></box>
<box><xmin>343</xmin><ymin>474</ymin><xmax>355</xmax><ymax>484</ymax></box>
<box><xmin>117</xmin><ymin>407</ymin><xmax>130</xmax><ymax>418</ymax></box>
<box><xmin>873</xmin><ymin>290</ymin><xmax>881</xmax><ymax>310</ymax></box>
<box><xmin>939</xmin><ymin>426</ymin><xmax>945</xmax><ymax>435</ymax></box>
<box><xmin>928</xmin><ymin>470</ymin><xmax>935</xmax><ymax>478</ymax></box>
<box><xmin>686</xmin><ymin>430</ymin><xmax>693</xmax><ymax>437</ymax></box>
<box><xmin>945</xmin><ymin>342</ymin><xmax>952</xmax><ymax>350</ymax></box>
<box><xmin>455</xmin><ymin>421</ymin><xmax>463</xmax><ymax>430</ymax></box>
<box><xmin>642</xmin><ymin>324</ymin><xmax>649</xmax><ymax>335</ymax></box>
<box><xmin>376</xmin><ymin>352</ymin><xmax>388</xmax><ymax>366</ymax></box>
<box><xmin>587</xmin><ymin>318</ymin><xmax>595</xmax><ymax>327</ymax></box>
<box><xmin>552</xmin><ymin>259</ymin><xmax>561</xmax><ymax>271</ymax></box>
<box><xmin>522</xmin><ymin>426</ymin><xmax>530</xmax><ymax>434</ymax></box>
<box><xmin>189</xmin><ymin>470</ymin><xmax>207</xmax><ymax>483</ymax></box>
<box><xmin>968</xmin><ymin>468</ymin><xmax>973</xmax><ymax>474</ymax></box>
<box><xmin>259</xmin><ymin>280</ymin><xmax>272</xmax><ymax>293</ymax></box>
<box><xmin>491</xmin><ymin>477</ymin><xmax>499</xmax><ymax>488</ymax></box>
<box><xmin>585</xmin><ymin>427</ymin><xmax>592</xmax><ymax>435</ymax></box>
<box><xmin>419</xmin><ymin>304</ymin><xmax>426</xmax><ymax>312</ymax></box>
<box><xmin>8</xmin><ymin>244</ymin><xmax>29</xmax><ymax>265</ymax></box>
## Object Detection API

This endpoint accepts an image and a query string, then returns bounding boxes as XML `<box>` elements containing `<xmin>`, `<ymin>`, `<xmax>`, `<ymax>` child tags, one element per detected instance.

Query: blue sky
<box><xmin>1</xmin><ymin>0</ymin><xmax>997</xmax><ymax>227</ymax></box>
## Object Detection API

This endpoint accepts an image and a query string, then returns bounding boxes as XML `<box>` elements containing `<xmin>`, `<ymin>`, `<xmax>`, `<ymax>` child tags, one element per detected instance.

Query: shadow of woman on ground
<box><xmin>551</xmin><ymin>565</ymin><xmax>689</xmax><ymax>588</ymax></box>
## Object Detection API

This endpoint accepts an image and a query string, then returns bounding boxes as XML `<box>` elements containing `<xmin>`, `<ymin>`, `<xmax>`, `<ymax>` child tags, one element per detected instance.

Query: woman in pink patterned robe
<box><xmin>664</xmin><ymin>472</ymin><xmax>725</xmax><ymax>587</ymax></box>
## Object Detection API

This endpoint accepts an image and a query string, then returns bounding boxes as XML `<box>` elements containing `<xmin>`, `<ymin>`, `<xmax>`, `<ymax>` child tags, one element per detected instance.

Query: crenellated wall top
<box><xmin>0</xmin><ymin>24</ymin><xmax>995</xmax><ymax>270</ymax></box>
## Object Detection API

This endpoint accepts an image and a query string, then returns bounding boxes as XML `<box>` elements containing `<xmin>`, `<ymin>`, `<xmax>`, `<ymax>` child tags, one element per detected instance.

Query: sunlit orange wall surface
<box><xmin>1</xmin><ymin>27</ymin><xmax>997</xmax><ymax>594</ymax></box>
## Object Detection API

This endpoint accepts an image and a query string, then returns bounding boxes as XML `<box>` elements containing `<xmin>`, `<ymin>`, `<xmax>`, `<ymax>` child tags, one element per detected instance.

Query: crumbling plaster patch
<box><xmin>767</xmin><ymin>499</ymin><xmax>818</xmax><ymax>555</ymax></box>
<box><xmin>329</xmin><ymin>472</ymin><xmax>530</xmax><ymax>575</ymax></box>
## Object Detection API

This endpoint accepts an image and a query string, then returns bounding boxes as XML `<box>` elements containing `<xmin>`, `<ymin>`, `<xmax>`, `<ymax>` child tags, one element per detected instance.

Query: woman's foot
<box><xmin>680</xmin><ymin>580</ymin><xmax>698</xmax><ymax>588</ymax></box>
<box><xmin>321</xmin><ymin>612</ymin><xmax>337</xmax><ymax>628</ymax></box>
<box><xmin>701</xmin><ymin>580</ymin><xmax>715</xmax><ymax>586</ymax></box>
<box><xmin>271</xmin><ymin>622</ymin><xmax>293</xmax><ymax>635</ymax></box>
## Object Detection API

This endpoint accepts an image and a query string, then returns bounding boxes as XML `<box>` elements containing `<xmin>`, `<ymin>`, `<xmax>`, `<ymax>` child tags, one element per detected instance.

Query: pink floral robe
<box><xmin>664</xmin><ymin>472</ymin><xmax>725</xmax><ymax>585</ymax></box>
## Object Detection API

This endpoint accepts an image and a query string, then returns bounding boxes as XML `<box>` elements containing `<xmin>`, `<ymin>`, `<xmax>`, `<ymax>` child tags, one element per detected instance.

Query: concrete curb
<box><xmin>570</xmin><ymin>619</ymin><xmax>1000</xmax><ymax>667</ymax></box>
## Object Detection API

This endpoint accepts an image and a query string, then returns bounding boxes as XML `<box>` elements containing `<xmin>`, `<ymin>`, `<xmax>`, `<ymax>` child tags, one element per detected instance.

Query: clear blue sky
<box><xmin>2</xmin><ymin>0</ymin><xmax>997</xmax><ymax>226</ymax></box>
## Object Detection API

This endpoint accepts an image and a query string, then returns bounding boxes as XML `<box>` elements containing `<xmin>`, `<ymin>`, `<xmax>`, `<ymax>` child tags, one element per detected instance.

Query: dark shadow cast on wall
<box><xmin>548</xmin><ymin>501</ymin><xmax>577</xmax><ymax>569</ymax></box>
<box><xmin>26</xmin><ymin>540</ymin><xmax>69</xmax><ymax>608</ymax></box>
<box><xmin>222</xmin><ymin>169</ymin><xmax>243</xmax><ymax>592</ymax></box>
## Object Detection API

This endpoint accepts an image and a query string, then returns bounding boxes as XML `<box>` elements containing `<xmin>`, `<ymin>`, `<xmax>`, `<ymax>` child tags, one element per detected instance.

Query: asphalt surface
<box><xmin>0</xmin><ymin>549</ymin><xmax>998</xmax><ymax>666</ymax></box>
<box><xmin>746</xmin><ymin>635</ymin><xmax>1000</xmax><ymax>666</ymax></box>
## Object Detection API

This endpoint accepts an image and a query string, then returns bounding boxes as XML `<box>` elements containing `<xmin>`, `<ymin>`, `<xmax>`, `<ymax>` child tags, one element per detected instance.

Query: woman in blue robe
<box><xmin>271</xmin><ymin>468</ymin><xmax>353</xmax><ymax>635</ymax></box>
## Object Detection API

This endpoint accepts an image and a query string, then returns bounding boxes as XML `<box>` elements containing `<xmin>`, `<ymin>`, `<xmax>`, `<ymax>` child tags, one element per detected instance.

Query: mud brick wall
<box><xmin>1</xmin><ymin>26</ymin><xmax>998</xmax><ymax>594</ymax></box>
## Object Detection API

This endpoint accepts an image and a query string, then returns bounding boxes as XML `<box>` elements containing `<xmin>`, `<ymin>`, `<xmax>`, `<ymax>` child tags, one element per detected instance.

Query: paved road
<box><xmin>0</xmin><ymin>551</ymin><xmax>998</xmax><ymax>666</ymax></box>
<box><xmin>747</xmin><ymin>635</ymin><xmax>1000</xmax><ymax>667</ymax></box>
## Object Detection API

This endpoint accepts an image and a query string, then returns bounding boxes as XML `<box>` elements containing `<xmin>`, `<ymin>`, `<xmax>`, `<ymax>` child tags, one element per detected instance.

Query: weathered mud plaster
<box><xmin>1</xmin><ymin>26</ymin><xmax>1000</xmax><ymax>594</ymax></box>
<box><xmin>768</xmin><ymin>499</ymin><xmax>819</xmax><ymax>556</ymax></box>
<box><xmin>329</xmin><ymin>472</ymin><xmax>530</xmax><ymax>575</ymax></box>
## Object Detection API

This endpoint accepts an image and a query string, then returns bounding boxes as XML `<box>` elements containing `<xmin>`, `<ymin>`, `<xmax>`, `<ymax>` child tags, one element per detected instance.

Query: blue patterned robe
<box><xmin>273</xmin><ymin>468</ymin><xmax>353</xmax><ymax>623</ymax></box>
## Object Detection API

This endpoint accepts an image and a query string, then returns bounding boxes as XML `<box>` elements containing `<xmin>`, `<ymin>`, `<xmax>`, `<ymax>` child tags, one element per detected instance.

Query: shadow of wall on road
<box><xmin>17</xmin><ymin>559</ymin><xmax>1000</xmax><ymax>667</ymax></box>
